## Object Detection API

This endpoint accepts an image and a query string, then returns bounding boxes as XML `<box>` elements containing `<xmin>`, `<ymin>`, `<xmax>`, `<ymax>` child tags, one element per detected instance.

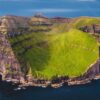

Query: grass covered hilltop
<box><xmin>8</xmin><ymin>16</ymin><xmax>99</xmax><ymax>80</ymax></box>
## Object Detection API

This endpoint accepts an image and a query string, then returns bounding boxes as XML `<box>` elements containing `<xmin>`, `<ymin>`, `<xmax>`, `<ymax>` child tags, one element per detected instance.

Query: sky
<box><xmin>0</xmin><ymin>0</ymin><xmax>100</xmax><ymax>17</ymax></box>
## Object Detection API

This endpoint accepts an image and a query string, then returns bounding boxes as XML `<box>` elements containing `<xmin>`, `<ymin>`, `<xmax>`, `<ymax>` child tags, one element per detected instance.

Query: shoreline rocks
<box><xmin>1</xmin><ymin>61</ymin><xmax>100</xmax><ymax>89</ymax></box>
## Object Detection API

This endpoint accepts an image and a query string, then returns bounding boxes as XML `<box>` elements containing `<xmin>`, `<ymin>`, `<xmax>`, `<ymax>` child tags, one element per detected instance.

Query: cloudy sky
<box><xmin>0</xmin><ymin>0</ymin><xmax>99</xmax><ymax>17</ymax></box>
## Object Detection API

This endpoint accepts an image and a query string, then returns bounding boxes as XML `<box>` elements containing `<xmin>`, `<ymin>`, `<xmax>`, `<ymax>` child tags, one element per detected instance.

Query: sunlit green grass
<box><xmin>9</xmin><ymin>29</ymin><xmax>98</xmax><ymax>79</ymax></box>
<box><xmin>70</xmin><ymin>17</ymin><xmax>100</xmax><ymax>28</ymax></box>
<box><xmin>41</xmin><ymin>29</ymin><xmax>98</xmax><ymax>79</ymax></box>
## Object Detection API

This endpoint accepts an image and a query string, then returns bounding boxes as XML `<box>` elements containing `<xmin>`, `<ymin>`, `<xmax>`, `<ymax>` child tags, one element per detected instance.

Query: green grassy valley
<box><xmin>9</xmin><ymin>25</ymin><xmax>98</xmax><ymax>79</ymax></box>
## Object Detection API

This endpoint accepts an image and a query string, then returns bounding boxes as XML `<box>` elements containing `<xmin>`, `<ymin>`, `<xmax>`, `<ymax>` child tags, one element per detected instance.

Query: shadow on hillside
<box><xmin>8</xmin><ymin>33</ymin><xmax>51</xmax><ymax>76</ymax></box>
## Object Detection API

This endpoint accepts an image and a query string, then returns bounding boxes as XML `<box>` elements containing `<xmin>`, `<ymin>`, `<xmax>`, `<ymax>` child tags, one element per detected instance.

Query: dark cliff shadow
<box><xmin>8</xmin><ymin>32</ymin><xmax>51</xmax><ymax>77</ymax></box>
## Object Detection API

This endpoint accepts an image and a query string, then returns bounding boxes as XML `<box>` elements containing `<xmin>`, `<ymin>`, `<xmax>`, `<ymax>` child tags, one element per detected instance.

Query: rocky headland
<box><xmin>0</xmin><ymin>15</ymin><xmax>100</xmax><ymax>89</ymax></box>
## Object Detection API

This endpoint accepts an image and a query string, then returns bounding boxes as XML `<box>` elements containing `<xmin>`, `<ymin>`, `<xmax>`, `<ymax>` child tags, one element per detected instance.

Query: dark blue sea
<box><xmin>0</xmin><ymin>80</ymin><xmax>100</xmax><ymax>100</ymax></box>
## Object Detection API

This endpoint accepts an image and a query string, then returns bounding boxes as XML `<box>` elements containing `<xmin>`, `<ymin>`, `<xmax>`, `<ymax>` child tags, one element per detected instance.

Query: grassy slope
<box><xmin>47</xmin><ymin>23</ymin><xmax>69</xmax><ymax>34</ymax></box>
<box><xmin>44</xmin><ymin>29</ymin><xmax>98</xmax><ymax>79</ymax></box>
<box><xmin>9</xmin><ymin>28</ymin><xmax>98</xmax><ymax>79</ymax></box>
<box><xmin>70</xmin><ymin>17</ymin><xmax>100</xmax><ymax>28</ymax></box>
<box><xmin>8</xmin><ymin>17</ymin><xmax>100</xmax><ymax>79</ymax></box>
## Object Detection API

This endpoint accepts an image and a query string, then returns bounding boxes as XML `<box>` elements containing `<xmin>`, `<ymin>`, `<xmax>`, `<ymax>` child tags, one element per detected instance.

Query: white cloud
<box><xmin>24</xmin><ymin>8</ymin><xmax>100</xmax><ymax>14</ymax></box>
<box><xmin>27</xmin><ymin>8</ymin><xmax>79</xmax><ymax>13</ymax></box>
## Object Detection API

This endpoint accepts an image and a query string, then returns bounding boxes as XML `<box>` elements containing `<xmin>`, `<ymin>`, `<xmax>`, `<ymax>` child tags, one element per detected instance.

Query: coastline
<box><xmin>0</xmin><ymin>60</ymin><xmax>100</xmax><ymax>89</ymax></box>
<box><xmin>1</xmin><ymin>72</ymin><xmax>100</xmax><ymax>89</ymax></box>
<box><xmin>0</xmin><ymin>20</ymin><xmax>99</xmax><ymax>89</ymax></box>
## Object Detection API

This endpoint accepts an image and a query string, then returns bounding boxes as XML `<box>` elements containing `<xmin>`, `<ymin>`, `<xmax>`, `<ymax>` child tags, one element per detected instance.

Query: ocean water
<box><xmin>0</xmin><ymin>80</ymin><xmax>100</xmax><ymax>100</ymax></box>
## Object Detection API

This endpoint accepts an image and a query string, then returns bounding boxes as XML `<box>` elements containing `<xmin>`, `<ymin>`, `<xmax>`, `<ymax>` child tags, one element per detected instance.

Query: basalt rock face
<box><xmin>0</xmin><ymin>15</ymin><xmax>29</xmax><ymax>33</ymax></box>
<box><xmin>0</xmin><ymin>32</ymin><xmax>24</xmax><ymax>83</ymax></box>
<box><xmin>51</xmin><ymin>17</ymin><xmax>72</xmax><ymax>23</ymax></box>
<box><xmin>0</xmin><ymin>15</ymin><xmax>72</xmax><ymax>35</ymax></box>
<box><xmin>72</xmin><ymin>60</ymin><xmax>100</xmax><ymax>80</ymax></box>
<box><xmin>79</xmin><ymin>24</ymin><xmax>100</xmax><ymax>34</ymax></box>
<box><xmin>30</xmin><ymin>14</ymin><xmax>52</xmax><ymax>26</ymax></box>
<box><xmin>84</xmin><ymin>60</ymin><xmax>100</xmax><ymax>78</ymax></box>
<box><xmin>30</xmin><ymin>15</ymin><xmax>72</xmax><ymax>25</ymax></box>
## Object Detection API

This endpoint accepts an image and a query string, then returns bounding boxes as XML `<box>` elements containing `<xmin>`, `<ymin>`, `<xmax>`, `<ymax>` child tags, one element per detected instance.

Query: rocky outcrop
<box><xmin>79</xmin><ymin>24</ymin><xmax>100</xmax><ymax>34</ymax></box>
<box><xmin>30</xmin><ymin>14</ymin><xmax>52</xmax><ymax>26</ymax></box>
<box><xmin>30</xmin><ymin>14</ymin><xmax>72</xmax><ymax>26</ymax></box>
<box><xmin>0</xmin><ymin>15</ymin><xmax>29</xmax><ymax>34</ymax></box>
<box><xmin>51</xmin><ymin>17</ymin><xmax>72</xmax><ymax>24</ymax></box>
<box><xmin>0</xmin><ymin>32</ymin><xmax>25</xmax><ymax>83</ymax></box>
<box><xmin>68</xmin><ymin>60</ymin><xmax>100</xmax><ymax>86</ymax></box>
<box><xmin>0</xmin><ymin>15</ymin><xmax>72</xmax><ymax>36</ymax></box>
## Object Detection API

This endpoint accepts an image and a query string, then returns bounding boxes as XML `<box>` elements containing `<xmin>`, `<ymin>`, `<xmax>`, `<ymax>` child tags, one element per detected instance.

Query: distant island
<box><xmin>0</xmin><ymin>14</ymin><xmax>100</xmax><ymax>88</ymax></box>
